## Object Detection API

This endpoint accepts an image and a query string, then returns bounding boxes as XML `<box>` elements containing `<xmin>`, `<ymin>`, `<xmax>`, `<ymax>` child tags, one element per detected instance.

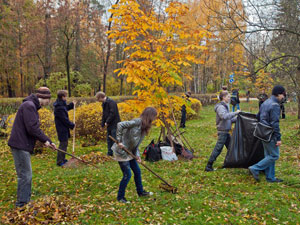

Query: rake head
<box><xmin>159</xmin><ymin>183</ymin><xmax>177</xmax><ymax>194</ymax></box>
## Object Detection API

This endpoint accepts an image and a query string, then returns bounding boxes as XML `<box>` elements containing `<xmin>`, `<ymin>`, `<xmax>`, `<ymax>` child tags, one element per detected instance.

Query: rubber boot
<box><xmin>205</xmin><ymin>161</ymin><xmax>214</xmax><ymax>172</ymax></box>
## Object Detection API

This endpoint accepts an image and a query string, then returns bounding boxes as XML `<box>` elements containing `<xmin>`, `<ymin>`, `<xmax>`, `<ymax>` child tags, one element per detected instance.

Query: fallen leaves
<box><xmin>1</xmin><ymin>196</ymin><xmax>84</xmax><ymax>225</ymax></box>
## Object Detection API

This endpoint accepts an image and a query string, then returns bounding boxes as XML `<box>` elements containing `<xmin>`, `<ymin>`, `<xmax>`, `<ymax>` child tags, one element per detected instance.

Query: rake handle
<box><xmin>48</xmin><ymin>146</ymin><xmax>100</xmax><ymax>169</ymax></box>
<box><xmin>109</xmin><ymin>135</ymin><xmax>173</xmax><ymax>187</ymax></box>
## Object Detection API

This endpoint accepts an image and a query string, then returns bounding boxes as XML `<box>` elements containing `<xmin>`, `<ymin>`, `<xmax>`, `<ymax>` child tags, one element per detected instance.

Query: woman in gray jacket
<box><xmin>112</xmin><ymin>107</ymin><xmax>157</xmax><ymax>203</ymax></box>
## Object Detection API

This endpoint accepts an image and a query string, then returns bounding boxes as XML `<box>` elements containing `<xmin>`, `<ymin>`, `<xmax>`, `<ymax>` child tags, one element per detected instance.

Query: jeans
<box><xmin>249</xmin><ymin>139</ymin><xmax>279</xmax><ymax>181</ymax></box>
<box><xmin>11</xmin><ymin>148</ymin><xmax>32</xmax><ymax>207</ymax></box>
<box><xmin>117</xmin><ymin>159</ymin><xmax>143</xmax><ymax>200</ymax></box>
<box><xmin>232</xmin><ymin>104</ymin><xmax>240</xmax><ymax>112</ymax></box>
<box><xmin>57</xmin><ymin>141</ymin><xmax>68</xmax><ymax>165</ymax></box>
<box><xmin>107</xmin><ymin>128</ymin><xmax>116</xmax><ymax>156</ymax></box>
<box><xmin>208</xmin><ymin>133</ymin><xmax>231</xmax><ymax>163</ymax></box>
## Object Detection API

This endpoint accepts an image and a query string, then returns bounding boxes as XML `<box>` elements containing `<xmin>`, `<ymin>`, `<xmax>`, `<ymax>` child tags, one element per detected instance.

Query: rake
<box><xmin>109</xmin><ymin>135</ymin><xmax>177</xmax><ymax>194</ymax></box>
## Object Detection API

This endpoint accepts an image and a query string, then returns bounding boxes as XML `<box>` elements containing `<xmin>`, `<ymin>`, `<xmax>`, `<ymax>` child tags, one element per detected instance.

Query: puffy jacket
<box><xmin>257</xmin><ymin>95</ymin><xmax>281</xmax><ymax>141</ymax></box>
<box><xmin>8</xmin><ymin>94</ymin><xmax>52</xmax><ymax>153</ymax></box>
<box><xmin>101</xmin><ymin>97</ymin><xmax>121</xmax><ymax>131</ymax></box>
<box><xmin>111</xmin><ymin>118</ymin><xmax>144</xmax><ymax>161</ymax></box>
<box><xmin>53</xmin><ymin>99</ymin><xmax>75</xmax><ymax>142</ymax></box>
<box><xmin>215</xmin><ymin>102</ymin><xmax>238</xmax><ymax>132</ymax></box>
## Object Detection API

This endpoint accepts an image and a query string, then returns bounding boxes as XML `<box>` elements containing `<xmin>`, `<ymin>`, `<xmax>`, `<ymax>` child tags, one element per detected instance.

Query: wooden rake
<box><xmin>109</xmin><ymin>135</ymin><xmax>177</xmax><ymax>194</ymax></box>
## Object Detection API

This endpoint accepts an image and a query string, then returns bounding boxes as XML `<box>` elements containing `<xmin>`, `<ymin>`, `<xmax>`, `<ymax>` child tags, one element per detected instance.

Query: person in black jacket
<box><xmin>53</xmin><ymin>90</ymin><xmax>75</xmax><ymax>166</ymax></box>
<box><xmin>8</xmin><ymin>87</ymin><xmax>56</xmax><ymax>207</ymax></box>
<box><xmin>96</xmin><ymin>91</ymin><xmax>121</xmax><ymax>156</ymax></box>
<box><xmin>180</xmin><ymin>91</ymin><xmax>191</xmax><ymax>128</ymax></box>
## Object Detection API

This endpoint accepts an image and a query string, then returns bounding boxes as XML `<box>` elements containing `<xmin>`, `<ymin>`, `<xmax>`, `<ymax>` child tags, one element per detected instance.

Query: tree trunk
<box><xmin>66</xmin><ymin>39</ymin><xmax>71</xmax><ymax>97</ymax></box>
<box><xmin>44</xmin><ymin>10</ymin><xmax>52</xmax><ymax>84</ymax></box>
<box><xmin>74</xmin><ymin>14</ymin><xmax>81</xmax><ymax>72</ymax></box>
<box><xmin>19</xmin><ymin>30</ymin><xmax>24</xmax><ymax>97</ymax></box>
<box><xmin>298</xmin><ymin>93</ymin><xmax>300</xmax><ymax>119</ymax></box>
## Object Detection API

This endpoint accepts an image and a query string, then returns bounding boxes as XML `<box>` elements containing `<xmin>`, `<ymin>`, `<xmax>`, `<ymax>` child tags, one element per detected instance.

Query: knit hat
<box><xmin>36</xmin><ymin>87</ymin><xmax>51</xmax><ymax>99</ymax></box>
<box><xmin>272</xmin><ymin>85</ymin><xmax>286</xmax><ymax>96</ymax></box>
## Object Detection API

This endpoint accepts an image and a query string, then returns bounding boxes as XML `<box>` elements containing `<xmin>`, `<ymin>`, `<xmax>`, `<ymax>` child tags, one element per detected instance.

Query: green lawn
<box><xmin>0</xmin><ymin>101</ymin><xmax>299</xmax><ymax>224</ymax></box>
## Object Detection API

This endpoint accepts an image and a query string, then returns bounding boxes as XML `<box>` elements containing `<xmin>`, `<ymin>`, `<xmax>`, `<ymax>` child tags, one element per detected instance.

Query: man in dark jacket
<box><xmin>8</xmin><ymin>87</ymin><xmax>56</xmax><ymax>207</ymax></box>
<box><xmin>249</xmin><ymin>85</ymin><xmax>286</xmax><ymax>183</ymax></box>
<box><xmin>205</xmin><ymin>91</ymin><xmax>240</xmax><ymax>172</ymax></box>
<box><xmin>53</xmin><ymin>90</ymin><xmax>75</xmax><ymax>166</ymax></box>
<box><xmin>231</xmin><ymin>89</ymin><xmax>240</xmax><ymax>112</ymax></box>
<box><xmin>180</xmin><ymin>91</ymin><xmax>191</xmax><ymax>128</ymax></box>
<box><xmin>96</xmin><ymin>91</ymin><xmax>121</xmax><ymax>156</ymax></box>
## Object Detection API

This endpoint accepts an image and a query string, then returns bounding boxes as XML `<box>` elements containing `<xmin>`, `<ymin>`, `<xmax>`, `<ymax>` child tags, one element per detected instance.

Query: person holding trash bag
<box><xmin>111</xmin><ymin>107</ymin><xmax>157</xmax><ymax>203</ymax></box>
<box><xmin>96</xmin><ymin>91</ymin><xmax>121</xmax><ymax>156</ymax></box>
<box><xmin>8</xmin><ymin>87</ymin><xmax>56</xmax><ymax>208</ymax></box>
<box><xmin>248</xmin><ymin>85</ymin><xmax>286</xmax><ymax>183</ymax></box>
<box><xmin>205</xmin><ymin>91</ymin><xmax>240</xmax><ymax>172</ymax></box>
<box><xmin>53</xmin><ymin>90</ymin><xmax>75</xmax><ymax>166</ymax></box>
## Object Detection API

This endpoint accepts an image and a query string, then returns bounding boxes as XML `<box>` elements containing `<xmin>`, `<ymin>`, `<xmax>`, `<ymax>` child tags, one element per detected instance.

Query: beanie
<box><xmin>272</xmin><ymin>85</ymin><xmax>285</xmax><ymax>96</ymax></box>
<box><xmin>36</xmin><ymin>87</ymin><xmax>51</xmax><ymax>99</ymax></box>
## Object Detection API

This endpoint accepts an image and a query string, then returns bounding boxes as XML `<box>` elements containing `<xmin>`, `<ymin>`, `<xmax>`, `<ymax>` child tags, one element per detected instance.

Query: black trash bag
<box><xmin>143</xmin><ymin>140</ymin><xmax>162</xmax><ymax>162</ymax></box>
<box><xmin>223</xmin><ymin>112</ymin><xmax>264</xmax><ymax>168</ymax></box>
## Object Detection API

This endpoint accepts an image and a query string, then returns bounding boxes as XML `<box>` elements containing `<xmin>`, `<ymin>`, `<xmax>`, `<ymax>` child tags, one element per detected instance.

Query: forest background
<box><xmin>0</xmin><ymin>0</ymin><xmax>299</xmax><ymax>118</ymax></box>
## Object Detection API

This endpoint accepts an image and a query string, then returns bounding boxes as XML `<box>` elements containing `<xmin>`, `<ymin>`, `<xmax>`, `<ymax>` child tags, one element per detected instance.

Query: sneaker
<box><xmin>57</xmin><ymin>160</ymin><xmax>68</xmax><ymax>167</ymax></box>
<box><xmin>248</xmin><ymin>167</ymin><xmax>260</xmax><ymax>182</ymax></box>
<box><xmin>204</xmin><ymin>162</ymin><xmax>214</xmax><ymax>172</ymax></box>
<box><xmin>267</xmin><ymin>178</ymin><xmax>283</xmax><ymax>183</ymax></box>
<box><xmin>118</xmin><ymin>198</ymin><xmax>130</xmax><ymax>204</ymax></box>
<box><xmin>138</xmin><ymin>191</ymin><xmax>153</xmax><ymax>197</ymax></box>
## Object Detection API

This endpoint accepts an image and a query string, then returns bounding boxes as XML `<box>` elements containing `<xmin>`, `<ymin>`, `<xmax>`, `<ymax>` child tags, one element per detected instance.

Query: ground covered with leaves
<box><xmin>0</xmin><ymin>101</ymin><xmax>299</xmax><ymax>224</ymax></box>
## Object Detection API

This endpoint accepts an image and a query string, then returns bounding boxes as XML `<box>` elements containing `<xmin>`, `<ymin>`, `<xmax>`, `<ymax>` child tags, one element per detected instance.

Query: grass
<box><xmin>0</xmin><ymin>101</ymin><xmax>299</xmax><ymax>224</ymax></box>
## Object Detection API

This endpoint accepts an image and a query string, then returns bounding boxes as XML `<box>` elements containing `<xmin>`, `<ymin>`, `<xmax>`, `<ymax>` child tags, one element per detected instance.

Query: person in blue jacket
<box><xmin>53</xmin><ymin>90</ymin><xmax>75</xmax><ymax>166</ymax></box>
<box><xmin>249</xmin><ymin>85</ymin><xmax>286</xmax><ymax>183</ymax></box>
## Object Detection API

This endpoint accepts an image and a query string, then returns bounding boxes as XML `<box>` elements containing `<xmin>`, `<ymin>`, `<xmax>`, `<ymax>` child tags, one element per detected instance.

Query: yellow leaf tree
<box><xmin>108</xmin><ymin>0</ymin><xmax>205</xmax><ymax>127</ymax></box>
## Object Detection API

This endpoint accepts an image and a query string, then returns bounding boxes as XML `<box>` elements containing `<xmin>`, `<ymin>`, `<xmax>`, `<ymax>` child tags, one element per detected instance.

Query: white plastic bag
<box><xmin>160</xmin><ymin>146</ymin><xmax>178</xmax><ymax>161</ymax></box>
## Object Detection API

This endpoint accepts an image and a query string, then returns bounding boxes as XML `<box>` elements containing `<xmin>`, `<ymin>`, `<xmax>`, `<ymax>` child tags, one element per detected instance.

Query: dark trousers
<box><xmin>180</xmin><ymin>106</ymin><xmax>186</xmax><ymax>128</ymax></box>
<box><xmin>11</xmin><ymin>148</ymin><xmax>32</xmax><ymax>207</ymax></box>
<box><xmin>57</xmin><ymin>141</ymin><xmax>68</xmax><ymax>165</ymax></box>
<box><xmin>117</xmin><ymin>159</ymin><xmax>144</xmax><ymax>200</ymax></box>
<box><xmin>208</xmin><ymin>133</ymin><xmax>231</xmax><ymax>163</ymax></box>
<box><xmin>107</xmin><ymin>128</ymin><xmax>116</xmax><ymax>156</ymax></box>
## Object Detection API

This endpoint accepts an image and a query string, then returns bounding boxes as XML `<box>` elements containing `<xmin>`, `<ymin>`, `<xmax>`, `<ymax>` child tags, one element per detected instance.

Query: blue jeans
<box><xmin>107</xmin><ymin>128</ymin><xmax>116</xmax><ymax>156</ymax></box>
<box><xmin>232</xmin><ymin>104</ymin><xmax>240</xmax><ymax>112</ymax></box>
<box><xmin>249</xmin><ymin>139</ymin><xmax>280</xmax><ymax>181</ymax></box>
<box><xmin>208</xmin><ymin>133</ymin><xmax>231</xmax><ymax>163</ymax></box>
<box><xmin>11</xmin><ymin>148</ymin><xmax>32</xmax><ymax>207</ymax></box>
<box><xmin>117</xmin><ymin>159</ymin><xmax>143</xmax><ymax>200</ymax></box>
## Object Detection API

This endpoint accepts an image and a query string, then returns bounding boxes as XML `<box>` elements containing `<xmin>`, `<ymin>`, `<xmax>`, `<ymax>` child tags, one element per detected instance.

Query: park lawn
<box><xmin>0</xmin><ymin>101</ymin><xmax>299</xmax><ymax>224</ymax></box>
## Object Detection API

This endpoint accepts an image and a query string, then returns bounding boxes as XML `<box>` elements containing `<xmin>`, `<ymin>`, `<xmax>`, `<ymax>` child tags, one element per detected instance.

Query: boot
<box><xmin>205</xmin><ymin>162</ymin><xmax>214</xmax><ymax>172</ymax></box>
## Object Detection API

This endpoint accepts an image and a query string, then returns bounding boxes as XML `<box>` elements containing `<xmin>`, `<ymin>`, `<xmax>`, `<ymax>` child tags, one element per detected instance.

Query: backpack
<box><xmin>143</xmin><ymin>140</ymin><xmax>162</xmax><ymax>162</ymax></box>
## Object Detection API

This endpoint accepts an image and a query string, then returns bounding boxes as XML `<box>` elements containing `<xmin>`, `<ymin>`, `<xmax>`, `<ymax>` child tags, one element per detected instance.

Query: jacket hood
<box><xmin>53</xmin><ymin>99</ymin><xmax>66</xmax><ymax>107</ymax></box>
<box><xmin>214</xmin><ymin>101</ymin><xmax>227</xmax><ymax>112</ymax></box>
<box><xmin>23</xmin><ymin>94</ymin><xmax>41</xmax><ymax>110</ymax></box>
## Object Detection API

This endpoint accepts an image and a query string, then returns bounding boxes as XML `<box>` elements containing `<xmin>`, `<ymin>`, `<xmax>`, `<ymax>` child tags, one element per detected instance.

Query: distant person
<box><xmin>96</xmin><ymin>92</ymin><xmax>121</xmax><ymax>156</ymax></box>
<box><xmin>280</xmin><ymin>95</ymin><xmax>287</xmax><ymax>119</ymax></box>
<box><xmin>53</xmin><ymin>90</ymin><xmax>75</xmax><ymax>166</ymax></box>
<box><xmin>231</xmin><ymin>89</ymin><xmax>240</xmax><ymax>112</ymax></box>
<box><xmin>257</xmin><ymin>91</ymin><xmax>268</xmax><ymax>109</ymax></box>
<box><xmin>249</xmin><ymin>85</ymin><xmax>286</xmax><ymax>183</ymax></box>
<box><xmin>112</xmin><ymin>107</ymin><xmax>157</xmax><ymax>203</ymax></box>
<box><xmin>180</xmin><ymin>91</ymin><xmax>191</xmax><ymax>128</ymax></box>
<box><xmin>8</xmin><ymin>87</ymin><xmax>56</xmax><ymax>207</ymax></box>
<box><xmin>246</xmin><ymin>90</ymin><xmax>250</xmax><ymax>102</ymax></box>
<box><xmin>205</xmin><ymin>91</ymin><xmax>240</xmax><ymax>172</ymax></box>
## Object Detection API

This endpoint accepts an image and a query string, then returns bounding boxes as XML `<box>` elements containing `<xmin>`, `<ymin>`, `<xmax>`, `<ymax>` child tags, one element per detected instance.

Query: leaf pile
<box><xmin>1</xmin><ymin>196</ymin><xmax>84</xmax><ymax>225</ymax></box>
<box><xmin>80</xmin><ymin>151</ymin><xmax>112</xmax><ymax>164</ymax></box>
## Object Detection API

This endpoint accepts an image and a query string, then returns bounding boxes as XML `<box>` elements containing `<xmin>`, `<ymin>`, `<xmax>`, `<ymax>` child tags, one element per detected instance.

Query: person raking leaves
<box><xmin>111</xmin><ymin>107</ymin><xmax>157</xmax><ymax>203</ymax></box>
<box><xmin>8</xmin><ymin>87</ymin><xmax>56</xmax><ymax>208</ymax></box>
